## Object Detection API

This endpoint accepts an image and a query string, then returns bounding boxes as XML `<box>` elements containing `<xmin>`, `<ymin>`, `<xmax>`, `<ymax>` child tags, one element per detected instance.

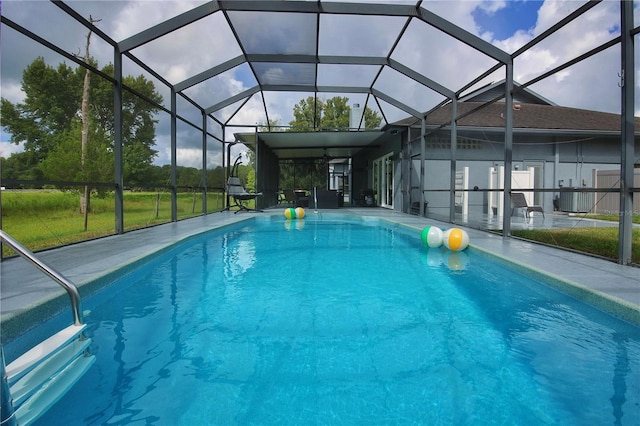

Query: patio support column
<box><xmin>408</xmin><ymin>126</ymin><xmax>412</xmax><ymax>214</ymax></box>
<box><xmin>553</xmin><ymin>136</ymin><xmax>559</xmax><ymax>203</ymax></box>
<box><xmin>502</xmin><ymin>60</ymin><xmax>514</xmax><ymax>236</ymax></box>
<box><xmin>170</xmin><ymin>88</ymin><xmax>177</xmax><ymax>222</ymax></box>
<box><xmin>618</xmin><ymin>0</ymin><xmax>635</xmax><ymax>265</ymax></box>
<box><xmin>420</xmin><ymin>118</ymin><xmax>426</xmax><ymax>216</ymax></box>
<box><xmin>224</xmin><ymin>127</ymin><xmax>230</xmax><ymax>209</ymax></box>
<box><xmin>113</xmin><ymin>47</ymin><xmax>124</xmax><ymax>234</ymax></box>
<box><xmin>254</xmin><ymin>126</ymin><xmax>260</xmax><ymax>208</ymax></box>
<box><xmin>201</xmin><ymin>111</ymin><xmax>207</xmax><ymax>215</ymax></box>
<box><xmin>449</xmin><ymin>97</ymin><xmax>457</xmax><ymax>223</ymax></box>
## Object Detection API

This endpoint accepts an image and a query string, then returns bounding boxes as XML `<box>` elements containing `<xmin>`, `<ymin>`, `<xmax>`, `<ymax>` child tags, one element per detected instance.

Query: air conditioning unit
<box><xmin>558</xmin><ymin>191</ymin><xmax>594</xmax><ymax>213</ymax></box>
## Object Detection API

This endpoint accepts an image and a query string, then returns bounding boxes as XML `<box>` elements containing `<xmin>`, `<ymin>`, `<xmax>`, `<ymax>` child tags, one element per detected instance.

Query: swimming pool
<box><xmin>8</xmin><ymin>214</ymin><xmax>640</xmax><ymax>425</ymax></box>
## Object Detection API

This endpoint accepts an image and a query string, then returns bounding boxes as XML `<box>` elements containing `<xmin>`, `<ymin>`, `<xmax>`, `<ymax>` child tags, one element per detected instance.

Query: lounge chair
<box><xmin>282</xmin><ymin>189</ymin><xmax>296</xmax><ymax>206</ymax></box>
<box><xmin>511</xmin><ymin>192</ymin><xmax>544</xmax><ymax>220</ymax></box>
<box><xmin>226</xmin><ymin>176</ymin><xmax>263</xmax><ymax>213</ymax></box>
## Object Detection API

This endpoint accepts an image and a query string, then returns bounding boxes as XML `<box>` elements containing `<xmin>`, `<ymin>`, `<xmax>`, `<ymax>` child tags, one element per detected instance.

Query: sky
<box><xmin>472</xmin><ymin>0</ymin><xmax>543</xmax><ymax>40</ymax></box>
<box><xmin>1</xmin><ymin>0</ymin><xmax>639</xmax><ymax>168</ymax></box>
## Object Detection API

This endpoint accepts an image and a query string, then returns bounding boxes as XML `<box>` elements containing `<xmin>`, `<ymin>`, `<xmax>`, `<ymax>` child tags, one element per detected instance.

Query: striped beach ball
<box><xmin>421</xmin><ymin>226</ymin><xmax>443</xmax><ymax>248</ymax></box>
<box><xmin>443</xmin><ymin>228</ymin><xmax>469</xmax><ymax>251</ymax></box>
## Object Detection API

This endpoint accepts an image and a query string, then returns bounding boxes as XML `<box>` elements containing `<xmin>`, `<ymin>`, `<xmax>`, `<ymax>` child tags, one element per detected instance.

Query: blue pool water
<box><xmin>11</xmin><ymin>214</ymin><xmax>640</xmax><ymax>425</ymax></box>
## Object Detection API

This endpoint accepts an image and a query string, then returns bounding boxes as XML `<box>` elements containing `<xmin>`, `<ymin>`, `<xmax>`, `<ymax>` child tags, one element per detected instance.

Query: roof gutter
<box><xmin>414</xmin><ymin>125</ymin><xmax>638</xmax><ymax>137</ymax></box>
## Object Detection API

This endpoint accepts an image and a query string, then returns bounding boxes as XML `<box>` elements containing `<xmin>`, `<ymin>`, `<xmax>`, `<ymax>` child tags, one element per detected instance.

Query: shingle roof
<box><xmin>394</xmin><ymin>102</ymin><xmax>640</xmax><ymax>132</ymax></box>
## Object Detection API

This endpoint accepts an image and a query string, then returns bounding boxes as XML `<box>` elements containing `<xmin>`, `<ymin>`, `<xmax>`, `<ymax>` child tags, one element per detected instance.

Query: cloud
<box><xmin>504</xmin><ymin>1</ymin><xmax>623</xmax><ymax>113</ymax></box>
<box><xmin>1</xmin><ymin>0</ymin><xmax>638</xmax><ymax>166</ymax></box>
<box><xmin>108</xmin><ymin>1</ymin><xmax>203</xmax><ymax>41</ymax></box>
<box><xmin>163</xmin><ymin>144</ymin><xmax>224</xmax><ymax>170</ymax></box>
<box><xmin>130</xmin><ymin>12</ymin><xmax>242</xmax><ymax>86</ymax></box>
<box><xmin>392</xmin><ymin>17</ymin><xmax>496</xmax><ymax>99</ymax></box>
<box><xmin>0</xmin><ymin>141</ymin><xmax>25</xmax><ymax>159</ymax></box>
<box><xmin>229</xmin><ymin>11</ymin><xmax>317</xmax><ymax>55</ymax></box>
<box><xmin>0</xmin><ymin>81</ymin><xmax>24</xmax><ymax>105</ymax></box>
<box><xmin>477</xmin><ymin>0</ymin><xmax>508</xmax><ymax>15</ymax></box>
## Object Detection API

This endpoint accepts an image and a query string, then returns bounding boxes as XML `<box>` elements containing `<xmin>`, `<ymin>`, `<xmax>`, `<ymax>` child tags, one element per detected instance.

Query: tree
<box><xmin>0</xmin><ymin>57</ymin><xmax>163</xmax><ymax>191</ymax></box>
<box><xmin>176</xmin><ymin>166</ymin><xmax>202</xmax><ymax>188</ymax></box>
<box><xmin>257</xmin><ymin>118</ymin><xmax>284</xmax><ymax>132</ymax></box>
<box><xmin>322</xmin><ymin>96</ymin><xmax>350</xmax><ymax>130</ymax></box>
<box><xmin>39</xmin><ymin>119</ymin><xmax>112</xmax><ymax>186</ymax></box>
<box><xmin>288</xmin><ymin>95</ymin><xmax>382</xmax><ymax>131</ymax></box>
<box><xmin>206</xmin><ymin>166</ymin><xmax>225</xmax><ymax>190</ymax></box>
<box><xmin>363</xmin><ymin>107</ymin><xmax>382</xmax><ymax>129</ymax></box>
<box><xmin>289</xmin><ymin>96</ymin><xmax>323</xmax><ymax>131</ymax></box>
<box><xmin>1</xmin><ymin>59</ymin><xmax>81</xmax><ymax>163</ymax></box>
<box><xmin>79</xmin><ymin>19</ymin><xmax>100</xmax><ymax>226</ymax></box>
<box><xmin>0</xmin><ymin>152</ymin><xmax>45</xmax><ymax>183</ymax></box>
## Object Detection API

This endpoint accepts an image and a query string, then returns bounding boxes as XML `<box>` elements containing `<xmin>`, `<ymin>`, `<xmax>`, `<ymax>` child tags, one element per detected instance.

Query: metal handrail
<box><xmin>313</xmin><ymin>187</ymin><xmax>318</xmax><ymax>212</ymax></box>
<box><xmin>1</xmin><ymin>348</ymin><xmax>17</xmax><ymax>426</ymax></box>
<box><xmin>0</xmin><ymin>230</ymin><xmax>83</xmax><ymax>326</ymax></box>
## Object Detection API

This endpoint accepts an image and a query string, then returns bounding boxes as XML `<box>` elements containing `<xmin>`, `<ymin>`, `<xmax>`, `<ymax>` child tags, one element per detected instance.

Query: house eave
<box><xmin>415</xmin><ymin>125</ymin><xmax>634</xmax><ymax>137</ymax></box>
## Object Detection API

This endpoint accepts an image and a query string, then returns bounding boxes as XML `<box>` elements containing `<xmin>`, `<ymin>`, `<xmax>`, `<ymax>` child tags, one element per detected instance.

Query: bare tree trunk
<box><xmin>80</xmin><ymin>16</ymin><xmax>100</xmax><ymax>230</ymax></box>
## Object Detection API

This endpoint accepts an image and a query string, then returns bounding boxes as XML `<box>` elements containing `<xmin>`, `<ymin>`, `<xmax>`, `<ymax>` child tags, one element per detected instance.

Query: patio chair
<box><xmin>282</xmin><ymin>189</ymin><xmax>296</xmax><ymax>206</ymax></box>
<box><xmin>226</xmin><ymin>176</ymin><xmax>263</xmax><ymax>213</ymax></box>
<box><xmin>511</xmin><ymin>192</ymin><xmax>544</xmax><ymax>220</ymax></box>
<box><xmin>294</xmin><ymin>190</ymin><xmax>309</xmax><ymax>207</ymax></box>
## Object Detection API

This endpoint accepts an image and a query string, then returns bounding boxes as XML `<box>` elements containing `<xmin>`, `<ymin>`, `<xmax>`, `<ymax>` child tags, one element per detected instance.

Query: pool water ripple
<box><xmin>13</xmin><ymin>215</ymin><xmax>640</xmax><ymax>425</ymax></box>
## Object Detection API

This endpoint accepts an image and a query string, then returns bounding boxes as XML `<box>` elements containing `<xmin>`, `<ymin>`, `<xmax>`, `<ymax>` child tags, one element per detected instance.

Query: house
<box><xmin>381</xmin><ymin>81</ymin><xmax>640</xmax><ymax>220</ymax></box>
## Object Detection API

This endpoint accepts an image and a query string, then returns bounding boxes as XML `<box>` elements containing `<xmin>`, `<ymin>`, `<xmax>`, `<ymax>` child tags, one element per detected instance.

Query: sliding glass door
<box><xmin>373</xmin><ymin>153</ymin><xmax>394</xmax><ymax>208</ymax></box>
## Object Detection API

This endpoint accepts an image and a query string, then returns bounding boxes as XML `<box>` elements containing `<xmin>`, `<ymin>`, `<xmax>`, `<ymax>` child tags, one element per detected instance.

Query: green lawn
<box><xmin>588</xmin><ymin>213</ymin><xmax>640</xmax><ymax>224</ymax></box>
<box><xmin>511</xmin><ymin>227</ymin><xmax>640</xmax><ymax>264</ymax></box>
<box><xmin>1</xmin><ymin>190</ymin><xmax>225</xmax><ymax>255</ymax></box>
<box><xmin>2</xmin><ymin>191</ymin><xmax>638</xmax><ymax>263</ymax></box>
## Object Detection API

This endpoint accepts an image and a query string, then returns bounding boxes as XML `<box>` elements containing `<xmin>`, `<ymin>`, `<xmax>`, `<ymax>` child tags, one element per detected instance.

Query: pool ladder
<box><xmin>1</xmin><ymin>230</ymin><xmax>95</xmax><ymax>426</ymax></box>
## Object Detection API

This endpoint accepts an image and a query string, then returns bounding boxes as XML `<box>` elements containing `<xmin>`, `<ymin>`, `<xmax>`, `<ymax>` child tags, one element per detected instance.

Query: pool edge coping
<box><xmin>2</xmin><ymin>210</ymin><xmax>639</xmax><ymax>345</ymax></box>
<box><xmin>0</xmin><ymin>214</ymin><xmax>257</xmax><ymax>345</ymax></box>
<box><xmin>390</xmin><ymin>218</ymin><xmax>640</xmax><ymax>326</ymax></box>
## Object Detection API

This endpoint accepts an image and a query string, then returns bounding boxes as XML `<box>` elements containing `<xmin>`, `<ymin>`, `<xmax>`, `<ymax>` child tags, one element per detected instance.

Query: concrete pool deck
<box><xmin>1</xmin><ymin>208</ymin><xmax>639</xmax><ymax>342</ymax></box>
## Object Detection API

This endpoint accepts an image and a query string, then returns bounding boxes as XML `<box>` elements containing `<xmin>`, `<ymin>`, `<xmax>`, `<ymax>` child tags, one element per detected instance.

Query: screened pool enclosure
<box><xmin>0</xmin><ymin>0</ymin><xmax>638</xmax><ymax>265</ymax></box>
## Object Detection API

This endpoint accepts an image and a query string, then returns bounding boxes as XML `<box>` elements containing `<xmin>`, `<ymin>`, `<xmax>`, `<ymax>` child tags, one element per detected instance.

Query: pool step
<box><xmin>9</xmin><ymin>337</ymin><xmax>92</xmax><ymax>406</ymax></box>
<box><xmin>5</xmin><ymin>324</ymin><xmax>87</xmax><ymax>383</ymax></box>
<box><xmin>4</xmin><ymin>323</ymin><xmax>95</xmax><ymax>426</ymax></box>
<box><xmin>13</xmin><ymin>353</ymin><xmax>95</xmax><ymax>426</ymax></box>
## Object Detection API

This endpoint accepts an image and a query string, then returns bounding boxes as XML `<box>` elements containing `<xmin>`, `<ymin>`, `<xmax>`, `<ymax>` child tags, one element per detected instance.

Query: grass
<box><xmin>511</xmin><ymin>227</ymin><xmax>640</xmax><ymax>264</ymax></box>
<box><xmin>587</xmin><ymin>213</ymin><xmax>640</xmax><ymax>224</ymax></box>
<box><xmin>2</xmin><ymin>191</ymin><xmax>638</xmax><ymax>263</ymax></box>
<box><xmin>1</xmin><ymin>190</ymin><xmax>226</xmax><ymax>256</ymax></box>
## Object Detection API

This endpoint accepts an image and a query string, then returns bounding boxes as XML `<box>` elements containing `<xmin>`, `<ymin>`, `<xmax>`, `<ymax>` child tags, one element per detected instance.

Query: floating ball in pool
<box><xmin>421</xmin><ymin>246</ymin><xmax>445</xmax><ymax>267</ymax></box>
<box><xmin>443</xmin><ymin>228</ymin><xmax>469</xmax><ymax>251</ymax></box>
<box><xmin>284</xmin><ymin>208</ymin><xmax>296</xmax><ymax>219</ymax></box>
<box><xmin>421</xmin><ymin>226</ymin><xmax>443</xmax><ymax>248</ymax></box>
<box><xmin>445</xmin><ymin>250</ymin><xmax>469</xmax><ymax>271</ymax></box>
<box><xmin>295</xmin><ymin>207</ymin><xmax>305</xmax><ymax>219</ymax></box>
